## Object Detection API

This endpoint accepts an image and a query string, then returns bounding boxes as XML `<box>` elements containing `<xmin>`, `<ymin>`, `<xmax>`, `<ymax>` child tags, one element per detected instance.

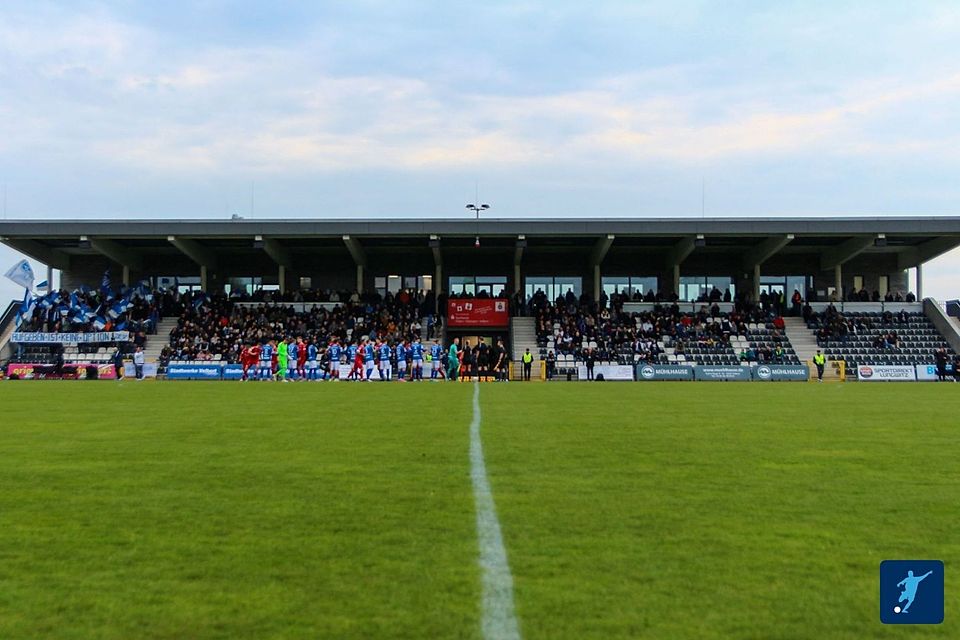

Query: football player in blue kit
<box><xmin>363</xmin><ymin>339</ymin><xmax>376</xmax><ymax>380</ymax></box>
<box><xmin>395</xmin><ymin>340</ymin><xmax>407</xmax><ymax>381</ymax></box>
<box><xmin>327</xmin><ymin>337</ymin><xmax>342</xmax><ymax>381</ymax></box>
<box><xmin>378</xmin><ymin>340</ymin><xmax>392</xmax><ymax>381</ymax></box>
<box><xmin>306</xmin><ymin>339</ymin><xmax>319</xmax><ymax>380</ymax></box>
<box><xmin>430</xmin><ymin>339</ymin><xmax>445</xmax><ymax>379</ymax></box>
<box><xmin>411</xmin><ymin>338</ymin><xmax>424</xmax><ymax>381</ymax></box>
<box><xmin>259</xmin><ymin>339</ymin><xmax>275</xmax><ymax>381</ymax></box>
<box><xmin>287</xmin><ymin>338</ymin><xmax>299</xmax><ymax>380</ymax></box>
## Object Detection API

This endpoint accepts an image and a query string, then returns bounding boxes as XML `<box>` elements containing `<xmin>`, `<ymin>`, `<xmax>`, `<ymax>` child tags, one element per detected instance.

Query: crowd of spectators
<box><xmin>532</xmin><ymin>287</ymin><xmax>792</xmax><ymax>364</ymax></box>
<box><xmin>18</xmin><ymin>284</ymin><xmax>164</xmax><ymax>335</ymax></box>
<box><xmin>807</xmin><ymin>304</ymin><xmax>913</xmax><ymax>347</ymax></box>
<box><xmin>165</xmin><ymin>288</ymin><xmax>436</xmax><ymax>365</ymax></box>
<box><xmin>844</xmin><ymin>288</ymin><xmax>916</xmax><ymax>303</ymax></box>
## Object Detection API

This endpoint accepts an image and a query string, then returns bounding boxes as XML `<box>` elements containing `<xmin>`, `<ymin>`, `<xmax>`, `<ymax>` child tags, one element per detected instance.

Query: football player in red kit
<box><xmin>296</xmin><ymin>337</ymin><xmax>308</xmax><ymax>380</ymax></box>
<box><xmin>242</xmin><ymin>343</ymin><xmax>261</xmax><ymax>381</ymax></box>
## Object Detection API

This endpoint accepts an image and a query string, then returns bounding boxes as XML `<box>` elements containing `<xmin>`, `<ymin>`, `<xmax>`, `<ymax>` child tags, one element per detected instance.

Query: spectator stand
<box><xmin>536</xmin><ymin>295</ymin><xmax>800</xmax><ymax>381</ymax></box>
<box><xmin>806</xmin><ymin>303</ymin><xmax>955</xmax><ymax>380</ymax></box>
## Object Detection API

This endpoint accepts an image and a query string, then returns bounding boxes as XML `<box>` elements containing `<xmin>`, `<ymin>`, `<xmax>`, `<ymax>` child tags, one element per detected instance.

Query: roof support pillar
<box><xmin>589</xmin><ymin>235</ymin><xmax>613</xmax><ymax>303</ymax></box>
<box><xmin>916</xmin><ymin>263</ymin><xmax>923</xmax><ymax>300</ymax></box>
<box><xmin>255</xmin><ymin>236</ymin><xmax>294</xmax><ymax>270</ymax></box>
<box><xmin>593</xmin><ymin>264</ymin><xmax>601</xmax><ymax>302</ymax></box>
<box><xmin>342</xmin><ymin>235</ymin><xmax>367</xmax><ymax>295</ymax></box>
<box><xmin>834</xmin><ymin>264</ymin><xmax>842</xmax><ymax>302</ymax></box>
<box><xmin>820</xmin><ymin>236</ymin><xmax>874</xmax><ymax>271</ymax></box>
<box><xmin>666</xmin><ymin>236</ymin><xmax>696</xmax><ymax>270</ymax></box>
<box><xmin>896</xmin><ymin>236</ymin><xmax>960</xmax><ymax>271</ymax></box>
<box><xmin>279</xmin><ymin>264</ymin><xmax>286</xmax><ymax>295</ymax></box>
<box><xmin>435</xmin><ymin>263</ymin><xmax>442</xmax><ymax>315</ymax></box>
<box><xmin>168</xmin><ymin>236</ymin><xmax>217</xmax><ymax>291</ymax></box>
<box><xmin>753</xmin><ymin>263</ymin><xmax>761</xmax><ymax>302</ymax></box>
<box><xmin>168</xmin><ymin>236</ymin><xmax>217</xmax><ymax>270</ymax></box>
<box><xmin>429</xmin><ymin>235</ymin><xmax>442</xmax><ymax>313</ymax></box>
<box><xmin>88</xmin><ymin>238</ymin><xmax>143</xmax><ymax>273</ymax></box>
<box><xmin>742</xmin><ymin>234</ymin><xmax>793</xmax><ymax>272</ymax></box>
<box><xmin>342</xmin><ymin>235</ymin><xmax>367</xmax><ymax>269</ymax></box>
<box><xmin>589</xmin><ymin>234</ymin><xmax>614</xmax><ymax>267</ymax></box>
<box><xmin>514</xmin><ymin>235</ymin><xmax>525</xmax><ymax>295</ymax></box>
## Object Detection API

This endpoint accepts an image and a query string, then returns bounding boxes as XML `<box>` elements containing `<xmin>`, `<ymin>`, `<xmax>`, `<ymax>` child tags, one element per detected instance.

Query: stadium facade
<box><xmin>2</xmin><ymin>217</ymin><xmax>959</xmax><ymax>303</ymax></box>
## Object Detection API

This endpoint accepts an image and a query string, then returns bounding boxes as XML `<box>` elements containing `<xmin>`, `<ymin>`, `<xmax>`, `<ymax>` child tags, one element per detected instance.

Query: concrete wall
<box><xmin>923</xmin><ymin>298</ymin><xmax>960</xmax><ymax>353</ymax></box>
<box><xmin>60</xmin><ymin>257</ymin><xmax>117</xmax><ymax>291</ymax></box>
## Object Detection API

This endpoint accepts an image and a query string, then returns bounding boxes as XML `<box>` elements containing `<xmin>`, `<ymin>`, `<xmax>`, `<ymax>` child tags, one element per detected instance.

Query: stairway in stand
<box><xmin>510</xmin><ymin>316</ymin><xmax>538</xmax><ymax>380</ymax></box>
<box><xmin>782</xmin><ymin>316</ymin><xmax>840</xmax><ymax>380</ymax></box>
<box><xmin>143</xmin><ymin>317</ymin><xmax>178</xmax><ymax>362</ymax></box>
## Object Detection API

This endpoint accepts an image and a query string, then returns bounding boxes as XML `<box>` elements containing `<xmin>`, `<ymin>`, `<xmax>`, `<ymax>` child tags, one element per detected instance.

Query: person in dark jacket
<box><xmin>935</xmin><ymin>348</ymin><xmax>948</xmax><ymax>381</ymax></box>
<box><xmin>113</xmin><ymin>348</ymin><xmax>125</xmax><ymax>380</ymax></box>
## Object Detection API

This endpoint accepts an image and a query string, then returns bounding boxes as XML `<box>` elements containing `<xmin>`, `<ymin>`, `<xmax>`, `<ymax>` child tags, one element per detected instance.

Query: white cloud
<box><xmin>1</xmin><ymin>3</ymin><xmax>960</xmax><ymax>300</ymax></box>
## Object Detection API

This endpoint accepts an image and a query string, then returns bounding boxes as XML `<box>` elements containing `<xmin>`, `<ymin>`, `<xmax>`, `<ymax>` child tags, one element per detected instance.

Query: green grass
<box><xmin>0</xmin><ymin>381</ymin><xmax>958</xmax><ymax>639</ymax></box>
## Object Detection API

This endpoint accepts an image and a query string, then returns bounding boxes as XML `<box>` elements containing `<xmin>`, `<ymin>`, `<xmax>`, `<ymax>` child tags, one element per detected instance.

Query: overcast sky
<box><xmin>2</xmin><ymin>1</ymin><xmax>960</xmax><ymax>303</ymax></box>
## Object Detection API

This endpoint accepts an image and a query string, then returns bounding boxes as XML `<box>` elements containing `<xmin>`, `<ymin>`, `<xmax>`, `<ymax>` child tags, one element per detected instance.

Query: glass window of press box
<box><xmin>601</xmin><ymin>276</ymin><xmax>659</xmax><ymax>298</ymax></box>
<box><xmin>448</xmin><ymin>276</ymin><xmax>507</xmax><ymax>297</ymax></box>
<box><xmin>758</xmin><ymin>276</ymin><xmax>810</xmax><ymax>300</ymax></box>
<box><xmin>524</xmin><ymin>277</ymin><xmax>582</xmax><ymax>302</ymax></box>
<box><xmin>678</xmin><ymin>277</ymin><xmax>735</xmax><ymax>302</ymax></box>
<box><xmin>375</xmin><ymin>275</ymin><xmax>433</xmax><ymax>298</ymax></box>
<box><xmin>222</xmin><ymin>277</ymin><xmax>278</xmax><ymax>296</ymax></box>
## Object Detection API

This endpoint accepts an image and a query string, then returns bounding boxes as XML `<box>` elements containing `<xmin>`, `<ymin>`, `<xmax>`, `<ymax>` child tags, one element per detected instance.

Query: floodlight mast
<box><xmin>466</xmin><ymin>203</ymin><xmax>490</xmax><ymax>247</ymax></box>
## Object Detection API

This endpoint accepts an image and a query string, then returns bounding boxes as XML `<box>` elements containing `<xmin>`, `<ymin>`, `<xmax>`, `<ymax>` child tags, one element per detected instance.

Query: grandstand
<box><xmin>3</xmin><ymin>217</ymin><xmax>960</xmax><ymax>380</ymax></box>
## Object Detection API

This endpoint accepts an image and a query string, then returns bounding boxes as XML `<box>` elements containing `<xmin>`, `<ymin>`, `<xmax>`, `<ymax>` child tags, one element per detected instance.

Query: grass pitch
<box><xmin>0</xmin><ymin>381</ymin><xmax>958</xmax><ymax>639</ymax></box>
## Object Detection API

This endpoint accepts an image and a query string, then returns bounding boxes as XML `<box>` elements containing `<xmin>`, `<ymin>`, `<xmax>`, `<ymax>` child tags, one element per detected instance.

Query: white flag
<box><xmin>4</xmin><ymin>259</ymin><xmax>35</xmax><ymax>290</ymax></box>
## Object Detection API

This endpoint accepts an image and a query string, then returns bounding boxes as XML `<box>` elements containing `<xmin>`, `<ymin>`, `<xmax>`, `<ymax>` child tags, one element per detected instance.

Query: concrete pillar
<box><xmin>279</xmin><ymin>265</ymin><xmax>286</xmax><ymax>294</ymax></box>
<box><xmin>593</xmin><ymin>264</ymin><xmax>601</xmax><ymax>302</ymax></box>
<box><xmin>833</xmin><ymin>264</ymin><xmax>842</xmax><ymax>301</ymax></box>
<box><xmin>672</xmin><ymin>264</ymin><xmax>680</xmax><ymax>298</ymax></box>
<box><xmin>356</xmin><ymin>264</ymin><xmax>364</xmax><ymax>294</ymax></box>
<box><xmin>752</xmin><ymin>263</ymin><xmax>761</xmax><ymax>302</ymax></box>
<box><xmin>200</xmin><ymin>265</ymin><xmax>208</xmax><ymax>291</ymax></box>
<box><xmin>514</xmin><ymin>263</ymin><xmax>521</xmax><ymax>294</ymax></box>
<box><xmin>917</xmin><ymin>263</ymin><xmax>923</xmax><ymax>299</ymax></box>
<box><xmin>122</xmin><ymin>265</ymin><xmax>130</xmax><ymax>287</ymax></box>
<box><xmin>435</xmin><ymin>263</ymin><xmax>442</xmax><ymax>314</ymax></box>
<box><xmin>47</xmin><ymin>265</ymin><xmax>53</xmax><ymax>292</ymax></box>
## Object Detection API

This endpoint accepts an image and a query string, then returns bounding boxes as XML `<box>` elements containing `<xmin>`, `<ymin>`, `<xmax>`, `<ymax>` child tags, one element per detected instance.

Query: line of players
<box><xmin>238</xmin><ymin>336</ymin><xmax>509</xmax><ymax>382</ymax></box>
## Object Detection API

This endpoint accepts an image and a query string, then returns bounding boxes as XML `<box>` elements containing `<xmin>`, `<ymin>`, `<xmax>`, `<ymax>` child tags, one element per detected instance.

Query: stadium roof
<box><xmin>2</xmin><ymin>216</ymin><xmax>960</xmax><ymax>273</ymax></box>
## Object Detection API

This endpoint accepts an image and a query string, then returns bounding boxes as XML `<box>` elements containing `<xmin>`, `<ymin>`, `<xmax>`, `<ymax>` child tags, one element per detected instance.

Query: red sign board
<box><xmin>5</xmin><ymin>362</ymin><xmax>117</xmax><ymax>380</ymax></box>
<box><xmin>447</xmin><ymin>299</ymin><xmax>509</xmax><ymax>327</ymax></box>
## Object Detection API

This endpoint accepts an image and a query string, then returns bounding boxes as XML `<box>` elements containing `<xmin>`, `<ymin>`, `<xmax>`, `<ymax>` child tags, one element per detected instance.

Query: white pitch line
<box><xmin>470</xmin><ymin>382</ymin><xmax>521</xmax><ymax>640</ymax></box>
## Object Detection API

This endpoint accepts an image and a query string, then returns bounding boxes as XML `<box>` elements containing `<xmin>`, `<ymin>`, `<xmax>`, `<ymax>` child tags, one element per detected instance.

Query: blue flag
<box><xmin>17</xmin><ymin>290</ymin><xmax>36</xmax><ymax>325</ymax></box>
<box><xmin>108</xmin><ymin>299</ymin><xmax>127</xmax><ymax>319</ymax></box>
<box><xmin>4</xmin><ymin>259</ymin><xmax>35</xmax><ymax>290</ymax></box>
